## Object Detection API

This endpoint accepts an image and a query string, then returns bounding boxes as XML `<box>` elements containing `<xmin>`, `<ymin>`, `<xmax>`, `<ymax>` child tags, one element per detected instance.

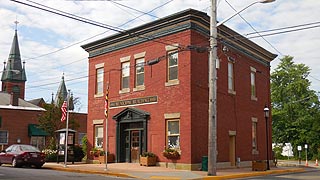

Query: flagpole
<box><xmin>64</xmin><ymin>90</ymin><xmax>70</xmax><ymax>168</ymax></box>
<box><xmin>105</xmin><ymin>83</ymin><xmax>109</xmax><ymax>171</ymax></box>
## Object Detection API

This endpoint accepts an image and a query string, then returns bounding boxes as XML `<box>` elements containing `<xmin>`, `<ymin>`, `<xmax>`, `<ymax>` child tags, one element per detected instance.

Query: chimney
<box><xmin>10</xmin><ymin>92</ymin><xmax>19</xmax><ymax>106</ymax></box>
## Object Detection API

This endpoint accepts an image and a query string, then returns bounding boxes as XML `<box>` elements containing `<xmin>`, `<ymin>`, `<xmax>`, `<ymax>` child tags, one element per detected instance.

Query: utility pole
<box><xmin>208</xmin><ymin>0</ymin><xmax>217</xmax><ymax>176</ymax></box>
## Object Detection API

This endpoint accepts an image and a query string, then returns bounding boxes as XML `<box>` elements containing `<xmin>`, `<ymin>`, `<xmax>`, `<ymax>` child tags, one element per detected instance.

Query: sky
<box><xmin>0</xmin><ymin>0</ymin><xmax>319</xmax><ymax>113</ymax></box>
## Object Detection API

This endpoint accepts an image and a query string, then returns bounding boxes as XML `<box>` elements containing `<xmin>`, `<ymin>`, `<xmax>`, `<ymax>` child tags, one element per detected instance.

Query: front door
<box><xmin>130</xmin><ymin>130</ymin><xmax>140</xmax><ymax>163</ymax></box>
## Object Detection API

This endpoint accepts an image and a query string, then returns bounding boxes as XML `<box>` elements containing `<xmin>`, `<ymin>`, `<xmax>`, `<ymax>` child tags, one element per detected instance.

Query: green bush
<box><xmin>74</xmin><ymin>145</ymin><xmax>85</xmax><ymax>162</ymax></box>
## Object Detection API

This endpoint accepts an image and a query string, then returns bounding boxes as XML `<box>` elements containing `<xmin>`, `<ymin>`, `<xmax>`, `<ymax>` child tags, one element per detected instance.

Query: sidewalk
<box><xmin>43</xmin><ymin>161</ymin><xmax>308</xmax><ymax>180</ymax></box>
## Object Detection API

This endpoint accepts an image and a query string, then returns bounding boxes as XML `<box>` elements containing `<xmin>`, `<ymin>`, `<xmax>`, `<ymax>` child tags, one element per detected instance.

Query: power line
<box><xmin>224</xmin><ymin>0</ymin><xmax>283</xmax><ymax>56</ymax></box>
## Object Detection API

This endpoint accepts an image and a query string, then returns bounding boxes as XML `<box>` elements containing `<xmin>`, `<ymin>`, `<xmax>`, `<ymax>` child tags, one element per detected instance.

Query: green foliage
<box><xmin>81</xmin><ymin>135</ymin><xmax>88</xmax><ymax>156</ymax></box>
<box><xmin>271</xmin><ymin>56</ymin><xmax>320</xmax><ymax>160</ymax></box>
<box><xmin>38</xmin><ymin>97</ymin><xmax>81</xmax><ymax>146</ymax></box>
<box><xmin>73</xmin><ymin>145</ymin><xmax>85</xmax><ymax>162</ymax></box>
<box><xmin>141</xmin><ymin>152</ymin><xmax>156</xmax><ymax>157</ymax></box>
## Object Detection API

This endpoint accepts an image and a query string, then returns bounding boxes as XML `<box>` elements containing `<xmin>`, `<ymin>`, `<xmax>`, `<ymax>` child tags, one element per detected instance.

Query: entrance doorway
<box><xmin>113</xmin><ymin>107</ymin><xmax>150</xmax><ymax>163</ymax></box>
<box><xmin>229</xmin><ymin>135</ymin><xmax>236</xmax><ymax>166</ymax></box>
<box><xmin>131</xmin><ymin>130</ymin><xmax>140</xmax><ymax>163</ymax></box>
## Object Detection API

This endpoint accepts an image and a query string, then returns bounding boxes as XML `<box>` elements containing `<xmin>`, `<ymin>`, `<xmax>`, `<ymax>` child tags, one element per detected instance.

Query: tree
<box><xmin>38</xmin><ymin>96</ymin><xmax>80</xmax><ymax>149</ymax></box>
<box><xmin>271</xmin><ymin>56</ymin><xmax>320</xmax><ymax>159</ymax></box>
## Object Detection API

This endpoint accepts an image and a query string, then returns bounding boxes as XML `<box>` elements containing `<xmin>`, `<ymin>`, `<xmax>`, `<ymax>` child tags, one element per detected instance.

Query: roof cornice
<box><xmin>82</xmin><ymin>9</ymin><xmax>277</xmax><ymax>64</ymax></box>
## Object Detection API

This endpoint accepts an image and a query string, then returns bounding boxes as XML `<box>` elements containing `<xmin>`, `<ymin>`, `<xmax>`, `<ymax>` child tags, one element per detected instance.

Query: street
<box><xmin>0</xmin><ymin>166</ymin><xmax>133</xmax><ymax>180</ymax></box>
<box><xmin>240</xmin><ymin>168</ymin><xmax>320</xmax><ymax>180</ymax></box>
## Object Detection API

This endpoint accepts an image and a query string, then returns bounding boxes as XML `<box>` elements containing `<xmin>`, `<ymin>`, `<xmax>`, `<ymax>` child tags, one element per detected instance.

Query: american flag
<box><xmin>61</xmin><ymin>101</ymin><xmax>67</xmax><ymax>122</ymax></box>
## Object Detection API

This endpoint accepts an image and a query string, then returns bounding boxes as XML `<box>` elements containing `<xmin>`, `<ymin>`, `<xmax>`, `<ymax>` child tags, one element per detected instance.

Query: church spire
<box><xmin>54</xmin><ymin>74</ymin><xmax>68</xmax><ymax>106</ymax></box>
<box><xmin>1</xmin><ymin>21</ymin><xmax>27</xmax><ymax>99</ymax></box>
<box><xmin>54</xmin><ymin>74</ymin><xmax>74</xmax><ymax>110</ymax></box>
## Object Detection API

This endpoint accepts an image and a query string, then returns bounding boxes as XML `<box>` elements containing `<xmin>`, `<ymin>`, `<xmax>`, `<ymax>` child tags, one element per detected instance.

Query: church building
<box><xmin>0</xmin><ymin>25</ymin><xmax>87</xmax><ymax>150</ymax></box>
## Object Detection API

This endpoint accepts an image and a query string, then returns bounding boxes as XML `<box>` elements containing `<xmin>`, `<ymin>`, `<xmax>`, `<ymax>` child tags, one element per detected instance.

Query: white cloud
<box><xmin>0</xmin><ymin>0</ymin><xmax>319</xmax><ymax>112</ymax></box>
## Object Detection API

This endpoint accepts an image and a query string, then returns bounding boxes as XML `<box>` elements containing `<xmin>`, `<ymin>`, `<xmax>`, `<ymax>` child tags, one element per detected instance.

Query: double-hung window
<box><xmin>95</xmin><ymin>67</ymin><xmax>104</xmax><ymax>96</ymax></box>
<box><xmin>166</xmin><ymin>119</ymin><xmax>180</xmax><ymax>149</ymax></box>
<box><xmin>252</xmin><ymin>118</ymin><xmax>258</xmax><ymax>154</ymax></box>
<box><xmin>250</xmin><ymin>67</ymin><xmax>257</xmax><ymax>100</ymax></box>
<box><xmin>0</xmin><ymin>131</ymin><xmax>8</xmax><ymax>145</ymax></box>
<box><xmin>135</xmin><ymin>58</ymin><xmax>145</xmax><ymax>87</ymax></box>
<box><xmin>121</xmin><ymin>62</ymin><xmax>130</xmax><ymax>90</ymax></box>
<box><xmin>228</xmin><ymin>60</ymin><xmax>235</xmax><ymax>93</ymax></box>
<box><xmin>168</xmin><ymin>50</ymin><xmax>178</xmax><ymax>81</ymax></box>
<box><xmin>95</xmin><ymin>125</ymin><xmax>103</xmax><ymax>148</ymax></box>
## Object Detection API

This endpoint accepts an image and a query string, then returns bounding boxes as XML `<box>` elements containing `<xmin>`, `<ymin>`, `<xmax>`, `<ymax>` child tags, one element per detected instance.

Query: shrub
<box><xmin>141</xmin><ymin>152</ymin><xmax>156</xmax><ymax>157</ymax></box>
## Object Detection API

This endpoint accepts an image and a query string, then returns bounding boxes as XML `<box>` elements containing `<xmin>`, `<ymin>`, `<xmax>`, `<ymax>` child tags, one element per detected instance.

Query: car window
<box><xmin>20</xmin><ymin>145</ymin><xmax>40</xmax><ymax>152</ymax></box>
<box><xmin>12</xmin><ymin>146</ymin><xmax>19</xmax><ymax>152</ymax></box>
<box><xmin>5</xmin><ymin>145</ymin><xmax>13</xmax><ymax>152</ymax></box>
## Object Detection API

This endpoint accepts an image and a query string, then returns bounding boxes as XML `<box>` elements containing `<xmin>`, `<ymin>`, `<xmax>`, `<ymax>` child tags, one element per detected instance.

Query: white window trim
<box><xmin>134</xmin><ymin>52</ymin><xmax>146</xmax><ymax>59</ymax></box>
<box><xmin>95</xmin><ymin>63</ymin><xmax>104</xmax><ymax>69</ymax></box>
<box><xmin>164</xmin><ymin>113</ymin><xmax>180</xmax><ymax>119</ymax></box>
<box><xmin>93</xmin><ymin>119</ymin><xmax>104</xmax><ymax>125</ymax></box>
<box><xmin>120</xmin><ymin>56</ymin><xmax>131</xmax><ymax>63</ymax></box>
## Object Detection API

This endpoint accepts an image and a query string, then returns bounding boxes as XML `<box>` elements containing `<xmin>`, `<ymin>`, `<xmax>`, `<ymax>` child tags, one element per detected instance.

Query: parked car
<box><xmin>0</xmin><ymin>144</ymin><xmax>45</xmax><ymax>168</ymax></box>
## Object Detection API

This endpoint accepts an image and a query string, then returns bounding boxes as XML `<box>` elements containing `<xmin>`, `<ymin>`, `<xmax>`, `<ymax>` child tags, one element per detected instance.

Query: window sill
<box><xmin>251</xmin><ymin>96</ymin><xmax>258</xmax><ymax>101</ymax></box>
<box><xmin>165</xmin><ymin>79</ymin><xmax>180</xmax><ymax>87</ymax></box>
<box><xmin>119</xmin><ymin>88</ymin><xmax>130</xmax><ymax>94</ymax></box>
<box><xmin>228</xmin><ymin>89</ymin><xmax>236</xmax><ymax>95</ymax></box>
<box><xmin>252</xmin><ymin>149</ymin><xmax>259</xmax><ymax>155</ymax></box>
<box><xmin>133</xmin><ymin>85</ymin><xmax>145</xmax><ymax>92</ymax></box>
<box><xmin>94</xmin><ymin>93</ymin><xmax>103</xmax><ymax>98</ymax></box>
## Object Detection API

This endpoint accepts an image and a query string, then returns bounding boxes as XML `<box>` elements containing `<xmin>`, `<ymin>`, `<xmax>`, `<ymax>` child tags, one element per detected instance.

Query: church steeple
<box><xmin>54</xmin><ymin>74</ymin><xmax>68</xmax><ymax>106</ymax></box>
<box><xmin>1</xmin><ymin>21</ymin><xmax>27</xmax><ymax>100</ymax></box>
<box><xmin>54</xmin><ymin>74</ymin><xmax>74</xmax><ymax>110</ymax></box>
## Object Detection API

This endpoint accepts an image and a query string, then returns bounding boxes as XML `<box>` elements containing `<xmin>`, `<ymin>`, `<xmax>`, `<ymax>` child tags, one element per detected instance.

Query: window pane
<box><xmin>169</xmin><ymin>67</ymin><xmax>178</xmax><ymax>80</ymax></box>
<box><xmin>168</xmin><ymin>136</ymin><xmax>180</xmax><ymax>148</ymax></box>
<box><xmin>122</xmin><ymin>62</ymin><xmax>130</xmax><ymax>77</ymax></box>
<box><xmin>251</xmin><ymin>72</ymin><xmax>256</xmax><ymax>96</ymax></box>
<box><xmin>168</xmin><ymin>121</ymin><xmax>179</xmax><ymax>134</ymax></box>
<box><xmin>169</xmin><ymin>52</ymin><xmax>178</xmax><ymax>66</ymax></box>
<box><xmin>228</xmin><ymin>63</ymin><xmax>234</xmax><ymax>90</ymax></box>
<box><xmin>136</xmin><ymin>74</ymin><xmax>144</xmax><ymax>86</ymax></box>
<box><xmin>122</xmin><ymin>77</ymin><xmax>129</xmax><ymax>89</ymax></box>
<box><xmin>252</xmin><ymin>122</ymin><xmax>257</xmax><ymax>149</ymax></box>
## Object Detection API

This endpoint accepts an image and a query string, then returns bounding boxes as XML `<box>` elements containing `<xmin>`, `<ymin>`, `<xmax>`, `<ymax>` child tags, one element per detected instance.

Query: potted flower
<box><xmin>89</xmin><ymin>147</ymin><xmax>100</xmax><ymax>157</ymax></box>
<box><xmin>163</xmin><ymin>148</ymin><xmax>181</xmax><ymax>159</ymax></box>
<box><xmin>140</xmin><ymin>152</ymin><xmax>157</xmax><ymax>166</ymax></box>
<box><xmin>98</xmin><ymin>150</ymin><xmax>106</xmax><ymax>163</ymax></box>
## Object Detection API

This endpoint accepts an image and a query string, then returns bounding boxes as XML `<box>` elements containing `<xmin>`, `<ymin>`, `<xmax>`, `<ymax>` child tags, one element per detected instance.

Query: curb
<box><xmin>202</xmin><ymin>168</ymin><xmax>305</xmax><ymax>180</ymax></box>
<box><xmin>44</xmin><ymin>165</ymin><xmax>305</xmax><ymax>180</ymax></box>
<box><xmin>43</xmin><ymin>166</ymin><xmax>134</xmax><ymax>178</ymax></box>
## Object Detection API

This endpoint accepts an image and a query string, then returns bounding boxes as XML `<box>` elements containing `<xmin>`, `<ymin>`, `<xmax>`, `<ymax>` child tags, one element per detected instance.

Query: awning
<box><xmin>28</xmin><ymin>124</ymin><xmax>49</xmax><ymax>136</ymax></box>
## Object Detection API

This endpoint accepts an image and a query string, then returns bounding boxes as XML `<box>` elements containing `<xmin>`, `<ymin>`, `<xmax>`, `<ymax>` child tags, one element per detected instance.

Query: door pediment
<box><xmin>112</xmin><ymin>107</ymin><xmax>150</xmax><ymax>122</ymax></box>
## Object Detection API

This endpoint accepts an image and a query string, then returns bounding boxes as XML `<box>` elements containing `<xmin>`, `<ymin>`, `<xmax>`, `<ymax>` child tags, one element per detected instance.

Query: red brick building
<box><xmin>82</xmin><ymin>9</ymin><xmax>277</xmax><ymax>170</ymax></box>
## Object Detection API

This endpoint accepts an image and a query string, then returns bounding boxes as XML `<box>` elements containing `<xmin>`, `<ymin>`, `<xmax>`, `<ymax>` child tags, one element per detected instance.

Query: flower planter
<box><xmin>140</xmin><ymin>156</ymin><xmax>157</xmax><ymax>166</ymax></box>
<box><xmin>163</xmin><ymin>151</ymin><xmax>180</xmax><ymax>159</ymax></box>
<box><xmin>252</xmin><ymin>160</ymin><xmax>267</xmax><ymax>171</ymax></box>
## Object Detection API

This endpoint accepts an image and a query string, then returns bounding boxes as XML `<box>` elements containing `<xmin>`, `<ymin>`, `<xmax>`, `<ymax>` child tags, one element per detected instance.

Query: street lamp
<box><xmin>207</xmin><ymin>0</ymin><xmax>275</xmax><ymax>176</ymax></box>
<box><xmin>217</xmin><ymin>0</ymin><xmax>276</xmax><ymax>27</ymax></box>
<box><xmin>264</xmin><ymin>105</ymin><xmax>270</xmax><ymax>170</ymax></box>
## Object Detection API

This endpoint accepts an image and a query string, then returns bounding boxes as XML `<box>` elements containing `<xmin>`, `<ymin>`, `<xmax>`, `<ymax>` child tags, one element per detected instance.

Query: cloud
<box><xmin>0</xmin><ymin>0</ymin><xmax>319</xmax><ymax>112</ymax></box>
